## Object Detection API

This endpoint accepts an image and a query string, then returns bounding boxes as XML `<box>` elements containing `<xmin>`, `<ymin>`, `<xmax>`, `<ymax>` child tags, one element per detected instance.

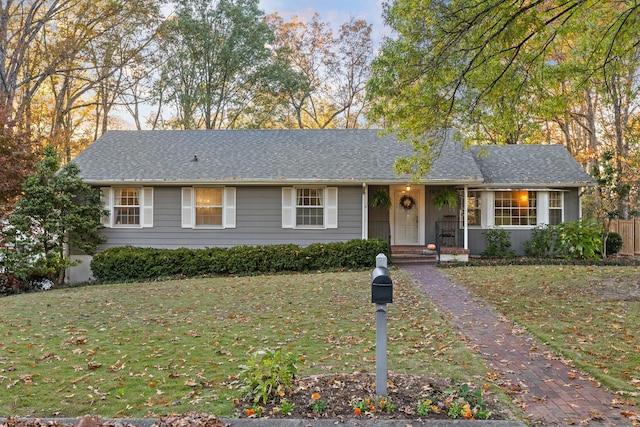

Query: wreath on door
<box><xmin>399</xmin><ymin>194</ymin><xmax>416</xmax><ymax>210</ymax></box>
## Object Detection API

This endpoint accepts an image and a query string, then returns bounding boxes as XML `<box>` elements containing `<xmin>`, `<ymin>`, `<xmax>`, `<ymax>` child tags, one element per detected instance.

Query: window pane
<box><xmin>466</xmin><ymin>191</ymin><xmax>481</xmax><ymax>226</ymax></box>
<box><xmin>493</xmin><ymin>191</ymin><xmax>537</xmax><ymax>226</ymax></box>
<box><xmin>196</xmin><ymin>207</ymin><xmax>222</xmax><ymax>225</ymax></box>
<box><xmin>195</xmin><ymin>188</ymin><xmax>223</xmax><ymax>226</ymax></box>
<box><xmin>296</xmin><ymin>188</ymin><xmax>324</xmax><ymax>226</ymax></box>
<box><xmin>114</xmin><ymin>207</ymin><xmax>140</xmax><ymax>225</ymax></box>
<box><xmin>114</xmin><ymin>188</ymin><xmax>140</xmax><ymax>225</ymax></box>
<box><xmin>296</xmin><ymin>207</ymin><xmax>324</xmax><ymax>226</ymax></box>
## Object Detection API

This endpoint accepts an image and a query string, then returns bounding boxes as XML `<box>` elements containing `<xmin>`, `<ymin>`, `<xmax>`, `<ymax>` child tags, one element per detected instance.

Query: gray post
<box><xmin>375</xmin><ymin>253</ymin><xmax>387</xmax><ymax>396</ymax></box>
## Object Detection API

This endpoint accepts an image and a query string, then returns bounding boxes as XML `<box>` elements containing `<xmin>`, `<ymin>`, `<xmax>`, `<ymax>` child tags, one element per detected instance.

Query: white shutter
<box><xmin>181</xmin><ymin>187</ymin><xmax>193</xmax><ymax>228</ymax></box>
<box><xmin>326</xmin><ymin>187</ymin><xmax>338</xmax><ymax>229</ymax></box>
<box><xmin>141</xmin><ymin>187</ymin><xmax>154</xmax><ymax>228</ymax></box>
<box><xmin>100</xmin><ymin>187</ymin><xmax>112</xmax><ymax>228</ymax></box>
<box><xmin>223</xmin><ymin>187</ymin><xmax>236</xmax><ymax>229</ymax></box>
<box><xmin>282</xmin><ymin>187</ymin><xmax>295</xmax><ymax>228</ymax></box>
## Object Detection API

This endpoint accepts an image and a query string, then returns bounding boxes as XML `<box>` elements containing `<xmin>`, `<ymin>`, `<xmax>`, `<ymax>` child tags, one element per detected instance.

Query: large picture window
<box><xmin>296</xmin><ymin>188</ymin><xmax>324</xmax><ymax>227</ymax></box>
<box><xmin>494</xmin><ymin>191</ymin><xmax>537</xmax><ymax>226</ymax></box>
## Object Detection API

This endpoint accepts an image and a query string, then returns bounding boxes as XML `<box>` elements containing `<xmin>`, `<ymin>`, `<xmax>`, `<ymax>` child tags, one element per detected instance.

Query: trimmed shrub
<box><xmin>481</xmin><ymin>228</ymin><xmax>515</xmax><ymax>258</ymax></box>
<box><xmin>90</xmin><ymin>239</ymin><xmax>390</xmax><ymax>282</ymax></box>
<box><xmin>605</xmin><ymin>232</ymin><xmax>623</xmax><ymax>256</ymax></box>
<box><xmin>523</xmin><ymin>224</ymin><xmax>555</xmax><ymax>257</ymax></box>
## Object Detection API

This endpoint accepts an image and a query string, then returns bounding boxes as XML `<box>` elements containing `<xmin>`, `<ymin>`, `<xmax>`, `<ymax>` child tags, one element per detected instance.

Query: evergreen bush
<box><xmin>90</xmin><ymin>239</ymin><xmax>390</xmax><ymax>282</ymax></box>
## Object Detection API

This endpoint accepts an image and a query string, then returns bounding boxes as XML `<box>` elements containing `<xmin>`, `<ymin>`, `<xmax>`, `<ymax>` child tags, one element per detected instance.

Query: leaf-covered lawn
<box><xmin>0</xmin><ymin>271</ymin><xmax>496</xmax><ymax>418</ymax></box>
<box><xmin>442</xmin><ymin>265</ymin><xmax>640</xmax><ymax>404</ymax></box>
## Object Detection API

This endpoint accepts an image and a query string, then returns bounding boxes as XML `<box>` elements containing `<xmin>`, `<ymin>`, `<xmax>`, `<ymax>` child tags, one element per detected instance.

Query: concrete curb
<box><xmin>1</xmin><ymin>418</ymin><xmax>527</xmax><ymax>427</ymax></box>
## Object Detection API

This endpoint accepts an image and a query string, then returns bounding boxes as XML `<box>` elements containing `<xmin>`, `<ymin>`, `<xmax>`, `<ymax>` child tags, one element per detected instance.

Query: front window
<box><xmin>296</xmin><ymin>188</ymin><xmax>324</xmax><ymax>227</ymax></box>
<box><xmin>466</xmin><ymin>191</ymin><xmax>482</xmax><ymax>226</ymax></box>
<box><xmin>549</xmin><ymin>191</ymin><xmax>563</xmax><ymax>225</ymax></box>
<box><xmin>114</xmin><ymin>188</ymin><xmax>140</xmax><ymax>225</ymax></box>
<box><xmin>494</xmin><ymin>191</ymin><xmax>537</xmax><ymax>226</ymax></box>
<box><xmin>195</xmin><ymin>188</ymin><xmax>223</xmax><ymax>226</ymax></box>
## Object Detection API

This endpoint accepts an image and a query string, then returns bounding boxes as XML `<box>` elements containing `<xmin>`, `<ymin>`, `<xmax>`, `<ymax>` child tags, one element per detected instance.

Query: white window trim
<box><xmin>282</xmin><ymin>186</ymin><xmax>338</xmax><ymax>229</ymax></box>
<box><xmin>101</xmin><ymin>187</ymin><xmax>153</xmax><ymax>228</ymax></box>
<box><xmin>481</xmin><ymin>189</ymin><xmax>566</xmax><ymax>229</ymax></box>
<box><xmin>181</xmin><ymin>187</ymin><xmax>236</xmax><ymax>229</ymax></box>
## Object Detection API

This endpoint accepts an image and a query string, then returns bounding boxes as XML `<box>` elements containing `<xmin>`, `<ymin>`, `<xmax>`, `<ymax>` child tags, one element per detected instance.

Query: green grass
<box><xmin>0</xmin><ymin>270</ymin><xmax>495</xmax><ymax>418</ymax></box>
<box><xmin>442</xmin><ymin>265</ymin><xmax>640</xmax><ymax>404</ymax></box>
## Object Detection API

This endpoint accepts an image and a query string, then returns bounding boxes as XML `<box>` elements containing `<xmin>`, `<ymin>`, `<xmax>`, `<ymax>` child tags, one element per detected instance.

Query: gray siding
<box><xmin>98</xmin><ymin>186</ymin><xmax>363</xmax><ymax>250</ymax></box>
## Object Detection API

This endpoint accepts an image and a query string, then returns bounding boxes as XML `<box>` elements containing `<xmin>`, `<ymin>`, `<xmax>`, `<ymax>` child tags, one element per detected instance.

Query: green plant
<box><xmin>524</xmin><ymin>224</ymin><xmax>555</xmax><ymax>257</ymax></box>
<box><xmin>279</xmin><ymin>399</ymin><xmax>295</xmax><ymax>416</ymax></box>
<box><xmin>433</xmin><ymin>188</ymin><xmax>458</xmax><ymax>210</ymax></box>
<box><xmin>310</xmin><ymin>393</ymin><xmax>326</xmax><ymax>413</ymax></box>
<box><xmin>417</xmin><ymin>398</ymin><xmax>434</xmax><ymax>416</ymax></box>
<box><xmin>552</xmin><ymin>220</ymin><xmax>602</xmax><ymax>260</ymax></box>
<box><xmin>605</xmin><ymin>231</ymin><xmax>623</xmax><ymax>255</ymax></box>
<box><xmin>1</xmin><ymin>146</ymin><xmax>107</xmax><ymax>285</ymax></box>
<box><xmin>481</xmin><ymin>228</ymin><xmax>515</xmax><ymax>258</ymax></box>
<box><xmin>369</xmin><ymin>189</ymin><xmax>392</xmax><ymax>208</ymax></box>
<box><xmin>91</xmin><ymin>239</ymin><xmax>391</xmax><ymax>282</ymax></box>
<box><xmin>239</xmin><ymin>348</ymin><xmax>299</xmax><ymax>404</ymax></box>
<box><xmin>443</xmin><ymin>382</ymin><xmax>490</xmax><ymax>420</ymax></box>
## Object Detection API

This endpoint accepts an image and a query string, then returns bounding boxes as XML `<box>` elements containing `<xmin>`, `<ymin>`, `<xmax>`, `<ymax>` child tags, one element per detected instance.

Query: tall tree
<box><xmin>267</xmin><ymin>13</ymin><xmax>374</xmax><ymax>129</ymax></box>
<box><xmin>157</xmin><ymin>0</ymin><xmax>277</xmax><ymax>130</ymax></box>
<box><xmin>1</xmin><ymin>146</ymin><xmax>106</xmax><ymax>285</ymax></box>
<box><xmin>368</xmin><ymin>0</ymin><xmax>640</xmax><ymax>183</ymax></box>
<box><xmin>1</xmin><ymin>0</ymin><xmax>161</xmax><ymax>158</ymax></box>
<box><xmin>0</xmin><ymin>107</ymin><xmax>38</xmax><ymax>214</ymax></box>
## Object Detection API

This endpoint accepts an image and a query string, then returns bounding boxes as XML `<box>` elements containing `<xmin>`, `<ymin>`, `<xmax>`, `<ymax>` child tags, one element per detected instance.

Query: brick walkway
<box><xmin>402</xmin><ymin>265</ymin><xmax>638</xmax><ymax>426</ymax></box>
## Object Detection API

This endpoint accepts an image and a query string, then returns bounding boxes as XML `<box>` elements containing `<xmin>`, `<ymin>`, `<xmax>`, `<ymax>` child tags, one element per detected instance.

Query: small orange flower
<box><xmin>354</xmin><ymin>407</ymin><xmax>361</xmax><ymax>416</ymax></box>
<box><xmin>245</xmin><ymin>408</ymin><xmax>255</xmax><ymax>416</ymax></box>
<box><xmin>279</xmin><ymin>390</ymin><xmax>285</xmax><ymax>397</ymax></box>
<box><xmin>379</xmin><ymin>400</ymin><xmax>386</xmax><ymax>407</ymax></box>
<box><xmin>311</xmin><ymin>393</ymin><xmax>320</xmax><ymax>400</ymax></box>
<box><xmin>369</xmin><ymin>404</ymin><xmax>376</xmax><ymax>411</ymax></box>
<box><xmin>465</xmin><ymin>410</ymin><xmax>473</xmax><ymax>419</ymax></box>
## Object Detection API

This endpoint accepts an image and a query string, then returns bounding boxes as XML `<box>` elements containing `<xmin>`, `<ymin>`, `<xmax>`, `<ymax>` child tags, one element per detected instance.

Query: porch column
<box><xmin>463</xmin><ymin>186</ymin><xmax>469</xmax><ymax>250</ymax></box>
<box><xmin>362</xmin><ymin>183</ymin><xmax>368</xmax><ymax>239</ymax></box>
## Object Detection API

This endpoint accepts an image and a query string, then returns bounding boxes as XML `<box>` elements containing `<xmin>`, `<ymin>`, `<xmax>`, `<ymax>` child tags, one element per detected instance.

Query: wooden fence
<box><xmin>608</xmin><ymin>218</ymin><xmax>640</xmax><ymax>256</ymax></box>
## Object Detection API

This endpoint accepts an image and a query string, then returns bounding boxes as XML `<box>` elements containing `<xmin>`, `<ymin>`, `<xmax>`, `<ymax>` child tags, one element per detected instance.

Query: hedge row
<box><xmin>90</xmin><ymin>239</ymin><xmax>391</xmax><ymax>282</ymax></box>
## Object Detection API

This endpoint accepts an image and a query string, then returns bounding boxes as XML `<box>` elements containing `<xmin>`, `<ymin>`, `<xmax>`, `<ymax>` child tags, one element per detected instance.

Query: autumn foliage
<box><xmin>0</xmin><ymin>108</ymin><xmax>38</xmax><ymax>214</ymax></box>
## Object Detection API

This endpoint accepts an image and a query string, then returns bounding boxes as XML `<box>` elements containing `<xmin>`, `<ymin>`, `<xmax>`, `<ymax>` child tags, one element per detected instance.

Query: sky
<box><xmin>258</xmin><ymin>0</ymin><xmax>388</xmax><ymax>48</ymax></box>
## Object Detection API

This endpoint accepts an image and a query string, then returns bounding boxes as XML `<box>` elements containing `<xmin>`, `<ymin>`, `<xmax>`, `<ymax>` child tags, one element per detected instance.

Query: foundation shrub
<box><xmin>90</xmin><ymin>239</ymin><xmax>390</xmax><ymax>282</ymax></box>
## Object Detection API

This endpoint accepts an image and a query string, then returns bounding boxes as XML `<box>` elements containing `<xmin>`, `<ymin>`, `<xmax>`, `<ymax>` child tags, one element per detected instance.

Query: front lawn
<box><xmin>443</xmin><ymin>264</ymin><xmax>640</xmax><ymax>405</ymax></box>
<box><xmin>0</xmin><ymin>271</ymin><xmax>499</xmax><ymax>418</ymax></box>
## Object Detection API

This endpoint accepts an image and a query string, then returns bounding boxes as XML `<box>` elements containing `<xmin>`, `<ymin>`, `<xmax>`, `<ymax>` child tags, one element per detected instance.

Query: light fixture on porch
<box><xmin>405</xmin><ymin>185</ymin><xmax>411</xmax><ymax>191</ymax></box>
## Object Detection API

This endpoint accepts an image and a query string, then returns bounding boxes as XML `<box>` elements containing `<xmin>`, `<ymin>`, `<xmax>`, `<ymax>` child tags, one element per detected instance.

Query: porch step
<box><xmin>390</xmin><ymin>246</ymin><xmax>437</xmax><ymax>266</ymax></box>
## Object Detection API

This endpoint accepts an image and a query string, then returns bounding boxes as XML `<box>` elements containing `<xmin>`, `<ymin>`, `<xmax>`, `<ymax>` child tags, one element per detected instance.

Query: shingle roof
<box><xmin>70</xmin><ymin>129</ymin><xmax>484</xmax><ymax>185</ymax></box>
<box><xmin>469</xmin><ymin>144</ymin><xmax>594</xmax><ymax>187</ymax></box>
<box><xmin>69</xmin><ymin>129</ymin><xmax>594</xmax><ymax>187</ymax></box>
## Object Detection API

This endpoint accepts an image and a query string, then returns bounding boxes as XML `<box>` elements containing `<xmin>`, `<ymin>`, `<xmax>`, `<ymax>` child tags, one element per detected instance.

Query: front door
<box><xmin>392</xmin><ymin>187</ymin><xmax>422</xmax><ymax>245</ymax></box>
